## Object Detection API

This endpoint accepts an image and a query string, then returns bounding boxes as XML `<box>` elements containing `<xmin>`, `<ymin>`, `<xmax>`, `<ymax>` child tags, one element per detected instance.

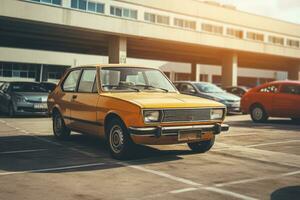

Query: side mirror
<box><xmin>189</xmin><ymin>89</ymin><xmax>196</xmax><ymax>93</ymax></box>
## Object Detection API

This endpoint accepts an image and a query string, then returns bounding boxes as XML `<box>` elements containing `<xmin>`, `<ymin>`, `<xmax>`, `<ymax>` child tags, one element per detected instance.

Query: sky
<box><xmin>217</xmin><ymin>0</ymin><xmax>300</xmax><ymax>24</ymax></box>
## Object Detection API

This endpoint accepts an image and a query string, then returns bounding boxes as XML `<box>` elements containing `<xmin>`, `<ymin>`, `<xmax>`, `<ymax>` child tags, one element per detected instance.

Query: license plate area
<box><xmin>178</xmin><ymin>130</ymin><xmax>202</xmax><ymax>142</ymax></box>
<box><xmin>34</xmin><ymin>103</ymin><xmax>47</xmax><ymax>109</ymax></box>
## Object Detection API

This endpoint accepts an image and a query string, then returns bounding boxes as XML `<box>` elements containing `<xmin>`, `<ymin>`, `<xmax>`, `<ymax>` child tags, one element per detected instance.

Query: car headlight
<box><xmin>143</xmin><ymin>110</ymin><xmax>161</xmax><ymax>123</ymax></box>
<box><xmin>211</xmin><ymin>109</ymin><xmax>224</xmax><ymax>120</ymax></box>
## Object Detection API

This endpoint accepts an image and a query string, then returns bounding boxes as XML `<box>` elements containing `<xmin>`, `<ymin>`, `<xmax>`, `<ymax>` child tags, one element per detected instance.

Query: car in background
<box><xmin>224</xmin><ymin>86</ymin><xmax>249</xmax><ymax>97</ymax></box>
<box><xmin>241</xmin><ymin>81</ymin><xmax>300</xmax><ymax>123</ymax></box>
<box><xmin>0</xmin><ymin>81</ymin><xmax>49</xmax><ymax>117</ymax></box>
<box><xmin>174</xmin><ymin>81</ymin><xmax>241</xmax><ymax>113</ymax></box>
<box><xmin>39</xmin><ymin>82</ymin><xmax>57</xmax><ymax>92</ymax></box>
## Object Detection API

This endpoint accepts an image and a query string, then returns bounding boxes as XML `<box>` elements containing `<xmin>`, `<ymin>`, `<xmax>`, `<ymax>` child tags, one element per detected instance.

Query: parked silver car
<box><xmin>0</xmin><ymin>82</ymin><xmax>49</xmax><ymax>116</ymax></box>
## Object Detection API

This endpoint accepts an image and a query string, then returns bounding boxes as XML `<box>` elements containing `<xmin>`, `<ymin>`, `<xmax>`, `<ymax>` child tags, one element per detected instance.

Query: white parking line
<box><xmin>245</xmin><ymin>140</ymin><xmax>300</xmax><ymax>148</ymax></box>
<box><xmin>120</xmin><ymin>163</ymin><xmax>258</xmax><ymax>200</ymax></box>
<box><xmin>0</xmin><ymin>162</ymin><xmax>105</xmax><ymax>176</ymax></box>
<box><xmin>0</xmin><ymin>149</ymin><xmax>47</xmax><ymax>154</ymax></box>
<box><xmin>124</xmin><ymin>164</ymin><xmax>202</xmax><ymax>186</ymax></box>
<box><xmin>203</xmin><ymin>187</ymin><xmax>258</xmax><ymax>200</ymax></box>
<box><xmin>169</xmin><ymin>187</ymin><xmax>198</xmax><ymax>194</ymax></box>
<box><xmin>215</xmin><ymin>170</ymin><xmax>300</xmax><ymax>187</ymax></box>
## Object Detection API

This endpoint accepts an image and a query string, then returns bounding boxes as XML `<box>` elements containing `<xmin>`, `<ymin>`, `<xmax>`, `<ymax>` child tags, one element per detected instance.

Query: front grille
<box><xmin>162</xmin><ymin>108</ymin><xmax>212</xmax><ymax>122</ymax></box>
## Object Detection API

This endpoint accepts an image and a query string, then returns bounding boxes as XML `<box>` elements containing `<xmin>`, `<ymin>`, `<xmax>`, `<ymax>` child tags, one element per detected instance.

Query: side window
<box><xmin>259</xmin><ymin>85</ymin><xmax>278</xmax><ymax>93</ymax></box>
<box><xmin>281</xmin><ymin>84</ymin><xmax>300</xmax><ymax>95</ymax></box>
<box><xmin>181</xmin><ymin>84</ymin><xmax>196</xmax><ymax>93</ymax></box>
<box><xmin>62</xmin><ymin>70</ymin><xmax>81</xmax><ymax>92</ymax></box>
<box><xmin>78</xmin><ymin>69</ymin><xmax>97</xmax><ymax>93</ymax></box>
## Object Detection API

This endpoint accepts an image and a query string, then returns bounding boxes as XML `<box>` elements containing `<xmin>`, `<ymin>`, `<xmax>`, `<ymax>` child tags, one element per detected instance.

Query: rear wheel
<box><xmin>107</xmin><ymin>118</ymin><xmax>135</xmax><ymax>160</ymax></box>
<box><xmin>188</xmin><ymin>136</ymin><xmax>215</xmax><ymax>153</ymax></box>
<box><xmin>250</xmin><ymin>105</ymin><xmax>268</xmax><ymax>123</ymax></box>
<box><xmin>52</xmin><ymin>111</ymin><xmax>70</xmax><ymax>140</ymax></box>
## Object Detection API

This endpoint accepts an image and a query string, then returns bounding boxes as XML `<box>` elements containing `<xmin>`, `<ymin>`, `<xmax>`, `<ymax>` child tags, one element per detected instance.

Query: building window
<box><xmin>201</xmin><ymin>23</ymin><xmax>223</xmax><ymax>35</ymax></box>
<box><xmin>268</xmin><ymin>36</ymin><xmax>284</xmax><ymax>46</ymax></box>
<box><xmin>71</xmin><ymin>0</ymin><xmax>104</xmax><ymax>13</ymax></box>
<box><xmin>287</xmin><ymin>39</ymin><xmax>300</xmax><ymax>48</ymax></box>
<box><xmin>246</xmin><ymin>32</ymin><xmax>264</xmax><ymax>42</ymax></box>
<box><xmin>174</xmin><ymin>18</ymin><xmax>196</xmax><ymax>30</ymax></box>
<box><xmin>110</xmin><ymin>6</ymin><xmax>138</xmax><ymax>19</ymax></box>
<box><xmin>31</xmin><ymin>0</ymin><xmax>62</xmax><ymax>5</ymax></box>
<box><xmin>0</xmin><ymin>62</ymin><xmax>38</xmax><ymax>79</ymax></box>
<box><xmin>144</xmin><ymin>12</ymin><xmax>170</xmax><ymax>25</ymax></box>
<box><xmin>226</xmin><ymin>28</ymin><xmax>243</xmax><ymax>39</ymax></box>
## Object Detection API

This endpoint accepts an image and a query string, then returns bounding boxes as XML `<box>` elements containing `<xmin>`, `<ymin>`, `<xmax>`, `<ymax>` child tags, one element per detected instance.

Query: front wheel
<box><xmin>188</xmin><ymin>136</ymin><xmax>215</xmax><ymax>153</ymax></box>
<box><xmin>53</xmin><ymin>111</ymin><xmax>70</xmax><ymax>140</ymax></box>
<box><xmin>250</xmin><ymin>105</ymin><xmax>268</xmax><ymax>123</ymax></box>
<box><xmin>107</xmin><ymin>118</ymin><xmax>135</xmax><ymax>160</ymax></box>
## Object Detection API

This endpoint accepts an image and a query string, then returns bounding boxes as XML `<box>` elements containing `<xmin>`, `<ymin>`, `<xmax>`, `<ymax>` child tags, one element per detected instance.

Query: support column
<box><xmin>191</xmin><ymin>63</ymin><xmax>200</xmax><ymax>82</ymax></box>
<box><xmin>39</xmin><ymin>64</ymin><xmax>44</xmax><ymax>82</ymax></box>
<box><xmin>170</xmin><ymin>71</ymin><xmax>176</xmax><ymax>82</ymax></box>
<box><xmin>221</xmin><ymin>53</ymin><xmax>238</xmax><ymax>87</ymax></box>
<box><xmin>207</xmin><ymin>74</ymin><xmax>213</xmax><ymax>83</ymax></box>
<box><xmin>288</xmin><ymin>65</ymin><xmax>300</xmax><ymax>80</ymax></box>
<box><xmin>108</xmin><ymin>36</ymin><xmax>127</xmax><ymax>64</ymax></box>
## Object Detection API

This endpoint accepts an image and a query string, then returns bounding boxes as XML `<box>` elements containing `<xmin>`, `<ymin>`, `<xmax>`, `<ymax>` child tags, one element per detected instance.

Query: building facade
<box><xmin>0</xmin><ymin>0</ymin><xmax>299</xmax><ymax>84</ymax></box>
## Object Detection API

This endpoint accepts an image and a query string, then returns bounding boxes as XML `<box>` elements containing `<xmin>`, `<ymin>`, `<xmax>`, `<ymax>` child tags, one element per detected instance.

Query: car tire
<box><xmin>52</xmin><ymin>111</ymin><xmax>70</xmax><ymax>140</ymax></box>
<box><xmin>187</xmin><ymin>136</ymin><xmax>215</xmax><ymax>153</ymax></box>
<box><xmin>8</xmin><ymin>103</ymin><xmax>15</xmax><ymax>117</ymax></box>
<box><xmin>250</xmin><ymin>105</ymin><xmax>268</xmax><ymax>123</ymax></box>
<box><xmin>107</xmin><ymin>118</ymin><xmax>135</xmax><ymax>160</ymax></box>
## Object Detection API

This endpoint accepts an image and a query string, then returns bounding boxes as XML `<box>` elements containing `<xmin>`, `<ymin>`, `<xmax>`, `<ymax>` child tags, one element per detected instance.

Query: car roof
<box><xmin>5</xmin><ymin>81</ymin><xmax>39</xmax><ymax>84</ymax></box>
<box><xmin>72</xmin><ymin>64</ymin><xmax>159</xmax><ymax>69</ymax></box>
<box><xmin>173</xmin><ymin>81</ymin><xmax>210</xmax><ymax>84</ymax></box>
<box><xmin>267</xmin><ymin>80</ymin><xmax>300</xmax><ymax>85</ymax></box>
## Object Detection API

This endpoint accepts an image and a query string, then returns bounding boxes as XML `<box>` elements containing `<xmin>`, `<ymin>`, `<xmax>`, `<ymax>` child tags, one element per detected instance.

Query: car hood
<box><xmin>204</xmin><ymin>92</ymin><xmax>240</xmax><ymax>101</ymax></box>
<box><xmin>13</xmin><ymin>92</ymin><xmax>49</xmax><ymax>102</ymax></box>
<box><xmin>101</xmin><ymin>92</ymin><xmax>225</xmax><ymax>109</ymax></box>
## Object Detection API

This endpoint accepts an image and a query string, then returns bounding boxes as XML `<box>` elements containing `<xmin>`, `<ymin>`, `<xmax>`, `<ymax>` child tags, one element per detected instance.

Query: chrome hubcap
<box><xmin>109</xmin><ymin>125</ymin><xmax>124</xmax><ymax>154</ymax></box>
<box><xmin>253</xmin><ymin>107</ymin><xmax>263</xmax><ymax>120</ymax></box>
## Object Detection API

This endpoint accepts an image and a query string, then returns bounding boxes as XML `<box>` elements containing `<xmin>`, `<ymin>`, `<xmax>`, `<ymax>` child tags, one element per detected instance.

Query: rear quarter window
<box><xmin>62</xmin><ymin>70</ymin><xmax>81</xmax><ymax>92</ymax></box>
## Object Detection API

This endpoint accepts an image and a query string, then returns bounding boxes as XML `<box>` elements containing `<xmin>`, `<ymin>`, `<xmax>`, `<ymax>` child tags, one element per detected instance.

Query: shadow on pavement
<box><xmin>271</xmin><ymin>186</ymin><xmax>300</xmax><ymax>200</ymax></box>
<box><xmin>227</xmin><ymin>118</ymin><xmax>300</xmax><ymax>131</ymax></box>
<box><xmin>0</xmin><ymin>133</ymin><xmax>196</xmax><ymax>174</ymax></box>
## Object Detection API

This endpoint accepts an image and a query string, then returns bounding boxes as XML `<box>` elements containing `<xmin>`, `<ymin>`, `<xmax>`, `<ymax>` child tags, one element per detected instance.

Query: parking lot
<box><xmin>0</xmin><ymin>114</ymin><xmax>299</xmax><ymax>200</ymax></box>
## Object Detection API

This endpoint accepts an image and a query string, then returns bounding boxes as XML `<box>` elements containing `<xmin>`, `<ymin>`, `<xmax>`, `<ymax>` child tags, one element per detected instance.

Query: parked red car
<box><xmin>241</xmin><ymin>81</ymin><xmax>300</xmax><ymax>123</ymax></box>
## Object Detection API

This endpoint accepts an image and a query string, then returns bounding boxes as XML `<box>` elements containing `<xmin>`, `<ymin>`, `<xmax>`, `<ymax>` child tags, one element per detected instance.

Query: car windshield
<box><xmin>100</xmin><ymin>67</ymin><xmax>177</xmax><ymax>92</ymax></box>
<box><xmin>195</xmin><ymin>83</ymin><xmax>225</xmax><ymax>93</ymax></box>
<box><xmin>11</xmin><ymin>82</ymin><xmax>48</xmax><ymax>93</ymax></box>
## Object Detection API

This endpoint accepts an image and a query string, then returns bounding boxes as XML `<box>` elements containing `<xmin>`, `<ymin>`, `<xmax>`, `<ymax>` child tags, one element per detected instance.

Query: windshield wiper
<box><xmin>102</xmin><ymin>84</ymin><xmax>140</xmax><ymax>92</ymax></box>
<box><xmin>135</xmin><ymin>85</ymin><xmax>169</xmax><ymax>92</ymax></box>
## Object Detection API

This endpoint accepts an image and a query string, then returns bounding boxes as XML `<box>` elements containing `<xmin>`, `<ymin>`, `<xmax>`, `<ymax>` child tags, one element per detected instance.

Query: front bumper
<box><xmin>129</xmin><ymin>123</ymin><xmax>229</xmax><ymax>145</ymax></box>
<box><xmin>13</xmin><ymin>102</ymin><xmax>48</xmax><ymax>116</ymax></box>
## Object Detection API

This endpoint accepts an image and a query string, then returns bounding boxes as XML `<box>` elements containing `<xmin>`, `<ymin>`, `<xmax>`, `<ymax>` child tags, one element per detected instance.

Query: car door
<box><xmin>60</xmin><ymin>69</ymin><xmax>82</xmax><ymax>126</ymax></box>
<box><xmin>255</xmin><ymin>84</ymin><xmax>279</xmax><ymax>116</ymax></box>
<box><xmin>272</xmin><ymin>84</ymin><xmax>300</xmax><ymax>117</ymax></box>
<box><xmin>70</xmin><ymin>68</ymin><xmax>100</xmax><ymax>135</ymax></box>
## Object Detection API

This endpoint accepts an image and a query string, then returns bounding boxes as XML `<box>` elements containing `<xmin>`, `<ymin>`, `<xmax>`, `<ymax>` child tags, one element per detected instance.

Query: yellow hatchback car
<box><xmin>48</xmin><ymin>65</ymin><xmax>229</xmax><ymax>159</ymax></box>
